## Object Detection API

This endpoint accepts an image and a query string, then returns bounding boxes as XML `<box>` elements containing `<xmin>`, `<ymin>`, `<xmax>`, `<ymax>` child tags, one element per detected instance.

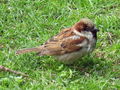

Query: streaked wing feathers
<box><xmin>38</xmin><ymin>29</ymin><xmax>87</xmax><ymax>56</ymax></box>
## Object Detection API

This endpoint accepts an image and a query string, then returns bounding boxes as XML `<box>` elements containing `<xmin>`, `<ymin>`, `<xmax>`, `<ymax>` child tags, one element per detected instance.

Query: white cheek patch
<box><xmin>82</xmin><ymin>31</ymin><xmax>93</xmax><ymax>40</ymax></box>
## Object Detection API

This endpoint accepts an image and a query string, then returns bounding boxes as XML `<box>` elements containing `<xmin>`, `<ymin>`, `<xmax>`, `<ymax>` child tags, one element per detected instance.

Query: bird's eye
<box><xmin>84</xmin><ymin>27</ymin><xmax>89</xmax><ymax>31</ymax></box>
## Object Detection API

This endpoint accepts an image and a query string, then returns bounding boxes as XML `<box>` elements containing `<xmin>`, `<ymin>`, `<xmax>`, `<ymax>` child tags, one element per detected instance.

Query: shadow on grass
<box><xmin>69</xmin><ymin>56</ymin><xmax>112</xmax><ymax>74</ymax></box>
<box><xmin>32</xmin><ymin>55</ymin><xmax>112</xmax><ymax>76</ymax></box>
<box><xmin>14</xmin><ymin>53</ymin><xmax>113</xmax><ymax>80</ymax></box>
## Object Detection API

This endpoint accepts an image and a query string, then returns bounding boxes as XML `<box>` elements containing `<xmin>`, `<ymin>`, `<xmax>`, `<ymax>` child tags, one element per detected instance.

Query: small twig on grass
<box><xmin>0</xmin><ymin>65</ymin><xmax>29</xmax><ymax>77</ymax></box>
<box><xmin>107</xmin><ymin>32</ymin><xmax>113</xmax><ymax>45</ymax></box>
<box><xmin>0</xmin><ymin>45</ymin><xmax>3</xmax><ymax>48</ymax></box>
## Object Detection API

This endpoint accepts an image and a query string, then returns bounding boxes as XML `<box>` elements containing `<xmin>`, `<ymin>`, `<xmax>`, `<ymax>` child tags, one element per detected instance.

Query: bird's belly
<box><xmin>55</xmin><ymin>47</ymin><xmax>92</xmax><ymax>64</ymax></box>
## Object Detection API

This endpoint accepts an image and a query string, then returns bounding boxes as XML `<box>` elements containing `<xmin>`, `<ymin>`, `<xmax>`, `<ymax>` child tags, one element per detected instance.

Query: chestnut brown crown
<box><xmin>73</xmin><ymin>18</ymin><xmax>99</xmax><ymax>32</ymax></box>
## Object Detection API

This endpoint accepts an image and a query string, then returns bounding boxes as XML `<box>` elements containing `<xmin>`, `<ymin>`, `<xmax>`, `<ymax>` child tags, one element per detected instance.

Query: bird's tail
<box><xmin>16</xmin><ymin>47</ymin><xmax>41</xmax><ymax>55</ymax></box>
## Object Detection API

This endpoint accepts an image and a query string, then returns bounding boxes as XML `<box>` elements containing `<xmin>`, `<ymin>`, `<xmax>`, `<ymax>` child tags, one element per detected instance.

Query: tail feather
<box><xmin>16</xmin><ymin>47</ymin><xmax>41</xmax><ymax>55</ymax></box>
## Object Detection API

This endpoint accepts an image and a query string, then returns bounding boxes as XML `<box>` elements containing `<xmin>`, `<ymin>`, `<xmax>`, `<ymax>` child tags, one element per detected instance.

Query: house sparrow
<box><xmin>16</xmin><ymin>18</ymin><xmax>99</xmax><ymax>64</ymax></box>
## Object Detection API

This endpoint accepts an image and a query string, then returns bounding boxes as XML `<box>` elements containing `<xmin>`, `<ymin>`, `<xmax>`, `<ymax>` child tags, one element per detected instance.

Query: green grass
<box><xmin>0</xmin><ymin>0</ymin><xmax>120</xmax><ymax>89</ymax></box>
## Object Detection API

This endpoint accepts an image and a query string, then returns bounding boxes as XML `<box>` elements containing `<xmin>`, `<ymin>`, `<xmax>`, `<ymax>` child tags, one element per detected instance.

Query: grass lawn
<box><xmin>0</xmin><ymin>0</ymin><xmax>120</xmax><ymax>89</ymax></box>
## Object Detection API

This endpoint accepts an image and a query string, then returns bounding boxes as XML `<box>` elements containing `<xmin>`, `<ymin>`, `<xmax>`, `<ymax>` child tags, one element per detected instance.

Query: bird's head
<box><xmin>73</xmin><ymin>18</ymin><xmax>99</xmax><ymax>33</ymax></box>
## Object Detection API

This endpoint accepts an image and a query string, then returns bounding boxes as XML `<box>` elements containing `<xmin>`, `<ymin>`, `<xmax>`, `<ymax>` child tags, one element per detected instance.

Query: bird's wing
<box><xmin>38</xmin><ymin>29</ymin><xmax>88</xmax><ymax>56</ymax></box>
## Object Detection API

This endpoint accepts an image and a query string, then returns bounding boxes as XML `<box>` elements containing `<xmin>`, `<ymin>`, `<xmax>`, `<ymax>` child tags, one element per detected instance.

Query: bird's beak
<box><xmin>94</xmin><ymin>27</ymin><xmax>99</xmax><ymax>32</ymax></box>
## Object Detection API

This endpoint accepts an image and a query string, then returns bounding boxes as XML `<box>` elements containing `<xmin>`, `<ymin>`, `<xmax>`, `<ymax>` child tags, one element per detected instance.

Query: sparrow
<box><xmin>16</xmin><ymin>18</ymin><xmax>99</xmax><ymax>64</ymax></box>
